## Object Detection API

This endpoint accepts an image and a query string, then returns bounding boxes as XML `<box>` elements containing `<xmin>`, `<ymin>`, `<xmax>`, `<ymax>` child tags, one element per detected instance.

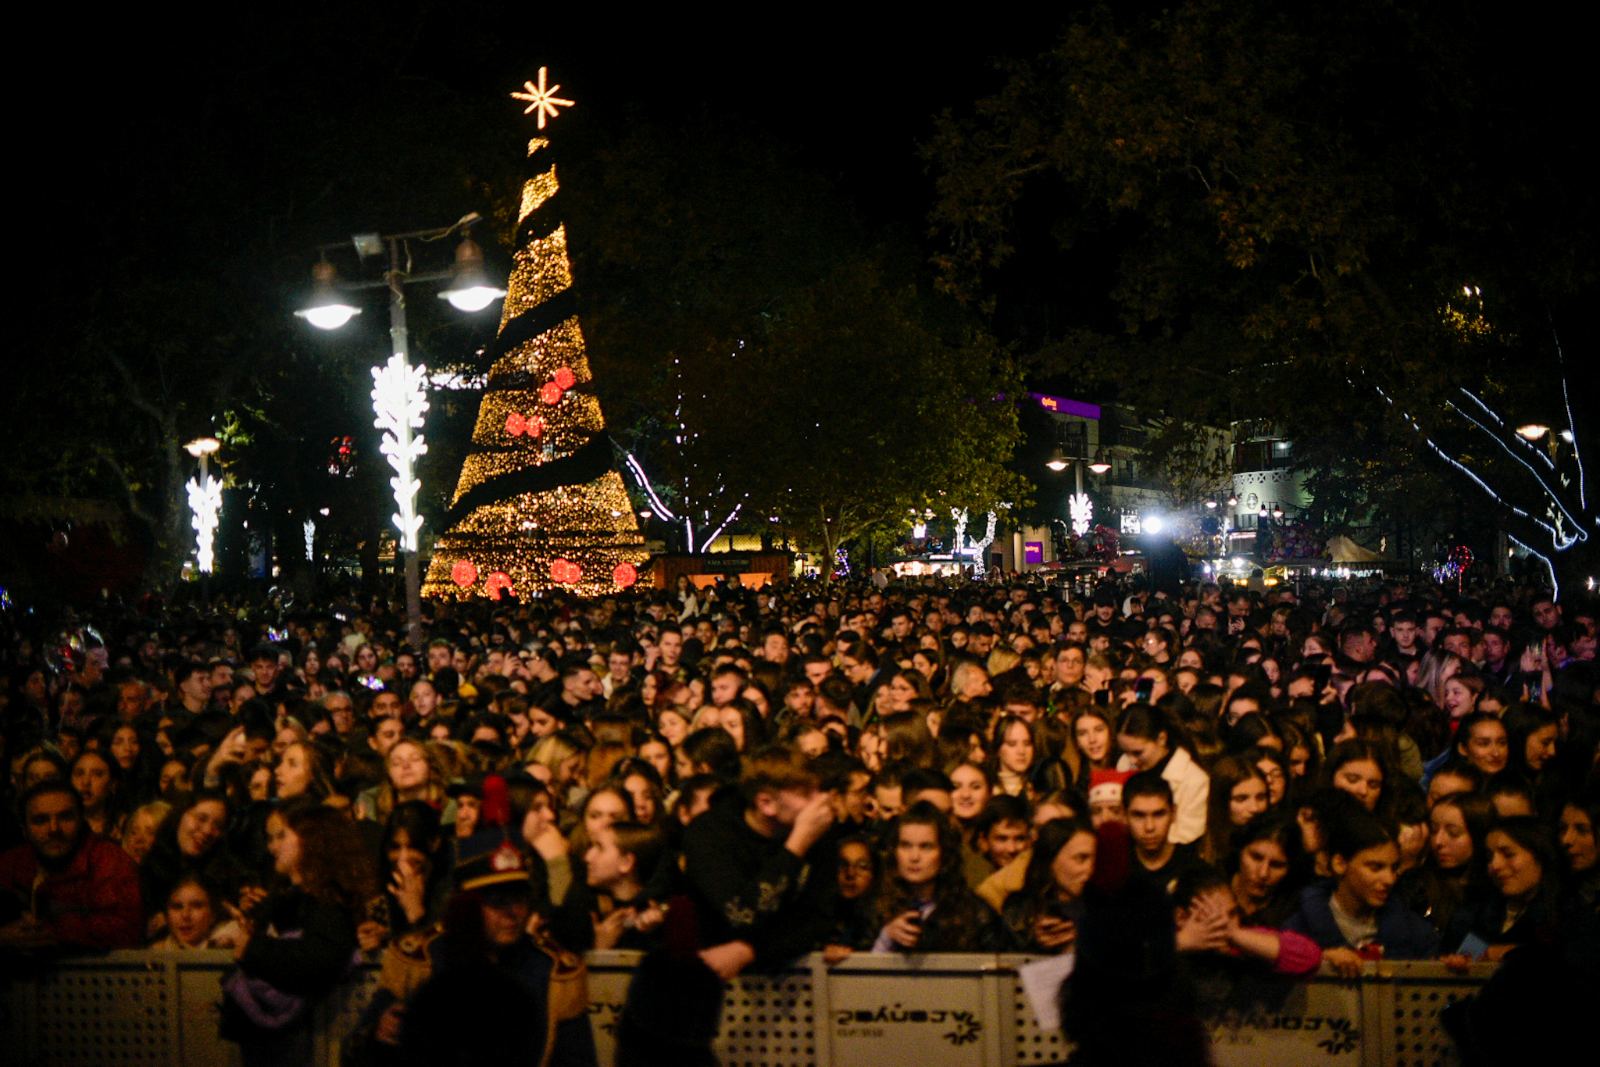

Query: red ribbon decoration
<box><xmin>451</xmin><ymin>560</ymin><xmax>478</xmax><ymax>588</ymax></box>
<box><xmin>613</xmin><ymin>562</ymin><xmax>638</xmax><ymax>589</ymax></box>
<box><xmin>484</xmin><ymin>571</ymin><xmax>515</xmax><ymax>600</ymax></box>
<box><xmin>550</xmin><ymin>558</ymin><xmax>582</xmax><ymax>584</ymax></box>
<box><xmin>505</xmin><ymin>412</ymin><xmax>545</xmax><ymax>438</ymax></box>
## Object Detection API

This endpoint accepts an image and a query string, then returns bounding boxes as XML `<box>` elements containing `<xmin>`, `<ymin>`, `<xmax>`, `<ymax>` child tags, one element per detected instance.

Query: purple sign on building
<box><xmin>1024</xmin><ymin>541</ymin><xmax>1044</xmax><ymax>565</ymax></box>
<box><xmin>1029</xmin><ymin>392</ymin><xmax>1101</xmax><ymax>420</ymax></box>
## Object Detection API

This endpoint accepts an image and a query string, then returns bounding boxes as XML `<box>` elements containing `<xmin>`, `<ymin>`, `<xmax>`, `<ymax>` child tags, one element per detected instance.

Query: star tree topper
<box><xmin>511</xmin><ymin>67</ymin><xmax>574</xmax><ymax>129</ymax></box>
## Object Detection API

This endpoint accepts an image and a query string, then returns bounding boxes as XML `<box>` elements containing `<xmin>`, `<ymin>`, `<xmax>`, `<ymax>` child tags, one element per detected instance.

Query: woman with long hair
<box><xmin>359</xmin><ymin>800</ymin><xmax>450</xmax><ymax>953</ymax></box>
<box><xmin>635</xmin><ymin>733</ymin><xmax>675</xmax><ymax>790</ymax></box>
<box><xmin>569</xmin><ymin>785</ymin><xmax>635</xmax><ymax>856</ymax></box>
<box><xmin>714</xmin><ymin>699</ymin><xmax>767</xmax><ymax>754</ymax></box>
<box><xmin>948</xmin><ymin>761</ymin><xmax>995</xmax><ymax>833</ymax></box>
<box><xmin>872</xmin><ymin>801</ymin><xmax>1014</xmax><ymax>952</ymax></box>
<box><xmin>614</xmin><ymin>760</ymin><xmax>667</xmax><ymax>827</ymax></box>
<box><xmin>100</xmin><ymin>721</ymin><xmax>149</xmax><ymax>791</ymax></box>
<box><xmin>1226</xmin><ymin>811</ymin><xmax>1305</xmax><ymax>928</ymax></box>
<box><xmin>222</xmin><ymin>800</ymin><xmax>379</xmax><ymax>1064</ymax></box>
<box><xmin>988</xmin><ymin>715</ymin><xmax>1043</xmax><ymax>799</ymax></box>
<box><xmin>1415</xmin><ymin>650</ymin><xmax>1464</xmax><ymax>713</ymax></box>
<box><xmin>122</xmin><ymin>799</ymin><xmax>171</xmax><ymax>865</ymax></box>
<box><xmin>1000</xmin><ymin>816</ymin><xmax>1097</xmax><ymax>953</ymax></box>
<box><xmin>1557</xmin><ymin>794</ymin><xmax>1600</xmax><ymax>908</ymax></box>
<box><xmin>1453</xmin><ymin>713</ymin><xmax>1510</xmax><ymax>778</ymax></box>
<box><xmin>1275</xmin><ymin>712</ymin><xmax>1323</xmax><ymax>788</ymax></box>
<box><xmin>1503</xmin><ymin>703</ymin><xmax>1562</xmax><ymax>794</ymax></box>
<box><xmin>1116</xmin><ymin>704</ymin><xmax>1210</xmax><ymax>844</ymax></box>
<box><xmin>884</xmin><ymin>670</ymin><xmax>934</xmax><ymax>714</ymax></box>
<box><xmin>823</xmin><ymin>835</ymin><xmax>883</xmax><ymax>958</ymax></box>
<box><xmin>140</xmin><ymin>789</ymin><xmax>248</xmax><ymax>924</ymax></box>
<box><xmin>1253</xmin><ymin>746</ymin><xmax>1293</xmax><ymax>808</ymax></box>
<box><xmin>654</xmin><ymin>705</ymin><xmax>692</xmax><ymax>751</ymax></box>
<box><xmin>1069</xmin><ymin>705</ymin><xmax>1119</xmax><ymax>791</ymax></box>
<box><xmin>357</xmin><ymin>739</ymin><xmax>450</xmax><ymax>824</ymax></box>
<box><xmin>1320</xmin><ymin>739</ymin><xmax>1393</xmax><ymax>821</ymax></box>
<box><xmin>1445</xmin><ymin>816</ymin><xmax>1575</xmax><ymax>955</ymax></box>
<box><xmin>1200</xmin><ymin>755</ymin><xmax>1272</xmax><ymax>866</ymax></box>
<box><xmin>70</xmin><ymin>749</ymin><xmax>126</xmax><ymax>840</ymax></box>
<box><xmin>911</xmin><ymin>647</ymin><xmax>947</xmax><ymax>696</ymax></box>
<box><xmin>1398</xmin><ymin>791</ymin><xmax>1493</xmax><ymax>935</ymax></box>
<box><xmin>273</xmin><ymin>740</ymin><xmax>335</xmax><ymax>803</ymax></box>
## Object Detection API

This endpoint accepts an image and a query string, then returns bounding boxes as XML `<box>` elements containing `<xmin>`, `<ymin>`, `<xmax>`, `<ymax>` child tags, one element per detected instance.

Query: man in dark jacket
<box><xmin>682</xmin><ymin>745</ymin><xmax>837</xmax><ymax>977</ymax></box>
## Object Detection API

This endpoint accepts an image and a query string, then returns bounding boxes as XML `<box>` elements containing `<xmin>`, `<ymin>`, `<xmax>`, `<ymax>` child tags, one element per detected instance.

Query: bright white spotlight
<box><xmin>441</xmin><ymin>286</ymin><xmax>505</xmax><ymax>313</ymax></box>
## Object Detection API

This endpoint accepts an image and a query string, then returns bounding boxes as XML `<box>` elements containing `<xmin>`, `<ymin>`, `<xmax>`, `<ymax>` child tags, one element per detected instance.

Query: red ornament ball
<box><xmin>484</xmin><ymin>571</ymin><xmax>515</xmax><ymax>600</ymax></box>
<box><xmin>505</xmin><ymin>412</ymin><xmax>527</xmax><ymax>436</ymax></box>
<box><xmin>613</xmin><ymin>562</ymin><xmax>638</xmax><ymax>589</ymax></box>
<box><xmin>540</xmin><ymin>382</ymin><xmax>564</xmax><ymax>405</ymax></box>
<box><xmin>527</xmin><ymin>415</ymin><xmax>545</xmax><ymax>437</ymax></box>
<box><xmin>553</xmin><ymin>366</ymin><xmax>577</xmax><ymax>390</ymax></box>
<box><xmin>550</xmin><ymin>559</ymin><xmax>582</xmax><ymax>584</ymax></box>
<box><xmin>450</xmin><ymin>560</ymin><xmax>478</xmax><ymax>588</ymax></box>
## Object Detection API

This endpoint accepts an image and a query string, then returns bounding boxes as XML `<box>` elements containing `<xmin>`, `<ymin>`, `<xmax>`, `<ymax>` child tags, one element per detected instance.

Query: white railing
<box><xmin>1</xmin><ymin>950</ymin><xmax>1489</xmax><ymax>1066</ymax></box>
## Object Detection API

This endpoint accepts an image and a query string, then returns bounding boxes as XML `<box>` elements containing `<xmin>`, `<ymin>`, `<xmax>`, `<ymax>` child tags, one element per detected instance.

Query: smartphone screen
<box><xmin>1134</xmin><ymin>678</ymin><xmax>1154</xmax><ymax>703</ymax></box>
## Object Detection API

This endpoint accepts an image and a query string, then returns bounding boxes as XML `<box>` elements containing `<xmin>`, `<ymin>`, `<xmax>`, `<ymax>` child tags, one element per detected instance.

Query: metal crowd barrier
<box><xmin>2</xmin><ymin>950</ymin><xmax>1490</xmax><ymax>1066</ymax></box>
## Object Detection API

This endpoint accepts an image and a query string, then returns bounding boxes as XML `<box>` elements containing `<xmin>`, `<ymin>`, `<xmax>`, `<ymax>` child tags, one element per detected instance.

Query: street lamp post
<box><xmin>294</xmin><ymin>215</ymin><xmax>505</xmax><ymax>652</ymax></box>
<box><xmin>1047</xmin><ymin>423</ymin><xmax>1109</xmax><ymax>535</ymax></box>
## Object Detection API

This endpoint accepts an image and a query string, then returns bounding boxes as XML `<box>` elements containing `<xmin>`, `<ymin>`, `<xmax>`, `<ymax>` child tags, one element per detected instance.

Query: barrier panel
<box><xmin>2</xmin><ymin>951</ymin><xmax>1490</xmax><ymax>1066</ymax></box>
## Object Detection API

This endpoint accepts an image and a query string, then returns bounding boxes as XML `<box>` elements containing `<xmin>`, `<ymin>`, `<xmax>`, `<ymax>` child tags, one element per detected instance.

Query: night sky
<box><xmin>32</xmin><ymin>8</ymin><xmax>1070</xmax><ymax>238</ymax></box>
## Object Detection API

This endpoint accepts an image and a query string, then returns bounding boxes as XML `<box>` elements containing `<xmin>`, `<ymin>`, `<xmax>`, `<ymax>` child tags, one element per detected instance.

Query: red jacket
<box><xmin>0</xmin><ymin>833</ymin><xmax>143</xmax><ymax>950</ymax></box>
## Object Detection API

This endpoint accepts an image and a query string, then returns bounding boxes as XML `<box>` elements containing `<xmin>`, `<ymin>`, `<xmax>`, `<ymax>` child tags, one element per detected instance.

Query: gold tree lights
<box><xmin>421</xmin><ymin>73</ymin><xmax>649</xmax><ymax>598</ymax></box>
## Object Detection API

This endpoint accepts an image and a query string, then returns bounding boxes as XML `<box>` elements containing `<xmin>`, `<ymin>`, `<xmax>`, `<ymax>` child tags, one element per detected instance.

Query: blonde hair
<box><xmin>986</xmin><ymin>648</ymin><xmax>1022</xmax><ymax>677</ymax></box>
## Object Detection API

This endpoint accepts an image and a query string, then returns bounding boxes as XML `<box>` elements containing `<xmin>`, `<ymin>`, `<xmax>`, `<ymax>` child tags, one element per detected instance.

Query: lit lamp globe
<box><xmin>1045</xmin><ymin>446</ymin><xmax>1070</xmax><ymax>473</ymax></box>
<box><xmin>439</xmin><ymin>237</ymin><xmax>507</xmax><ymax>313</ymax></box>
<box><xmin>293</xmin><ymin>262</ymin><xmax>362</xmax><ymax>331</ymax></box>
<box><xmin>183</xmin><ymin>437</ymin><xmax>221</xmax><ymax>459</ymax></box>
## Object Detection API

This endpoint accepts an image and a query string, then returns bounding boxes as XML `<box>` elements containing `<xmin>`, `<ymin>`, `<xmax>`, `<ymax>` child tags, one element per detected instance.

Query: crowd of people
<box><xmin>1</xmin><ymin>569</ymin><xmax>1598</xmax><ymax>1064</ymax></box>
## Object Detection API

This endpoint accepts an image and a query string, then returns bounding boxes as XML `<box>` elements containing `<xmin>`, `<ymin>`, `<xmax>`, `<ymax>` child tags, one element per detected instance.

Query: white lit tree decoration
<box><xmin>302</xmin><ymin>519</ymin><xmax>316</xmax><ymax>562</ymax></box>
<box><xmin>1069</xmin><ymin>492</ymin><xmax>1094</xmax><ymax>536</ymax></box>
<box><xmin>1363</xmin><ymin>299</ymin><xmax>1597</xmax><ymax>599</ymax></box>
<box><xmin>622</xmin><ymin>348</ymin><xmax>748</xmax><ymax>553</ymax></box>
<box><xmin>371</xmin><ymin>353</ymin><xmax>429</xmax><ymax>552</ymax></box>
<box><xmin>186</xmin><ymin>473</ymin><xmax>223</xmax><ymax>573</ymax></box>
<box><xmin>952</xmin><ymin>507</ymin><xmax>999</xmax><ymax>576</ymax></box>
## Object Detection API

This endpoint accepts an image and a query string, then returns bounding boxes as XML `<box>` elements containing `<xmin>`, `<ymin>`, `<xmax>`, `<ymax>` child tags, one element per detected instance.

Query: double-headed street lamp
<box><xmin>1046</xmin><ymin>423</ymin><xmax>1111</xmax><ymax>535</ymax></box>
<box><xmin>294</xmin><ymin>214</ymin><xmax>505</xmax><ymax>651</ymax></box>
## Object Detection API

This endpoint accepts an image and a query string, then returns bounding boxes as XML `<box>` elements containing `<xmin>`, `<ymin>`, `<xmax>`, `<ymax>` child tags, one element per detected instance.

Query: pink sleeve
<box><xmin>1269</xmin><ymin>927</ymin><xmax>1323</xmax><ymax>976</ymax></box>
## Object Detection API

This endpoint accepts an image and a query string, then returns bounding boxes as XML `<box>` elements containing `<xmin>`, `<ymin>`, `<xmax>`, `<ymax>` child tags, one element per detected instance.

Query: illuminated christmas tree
<box><xmin>422</xmin><ymin>69</ymin><xmax>649</xmax><ymax>599</ymax></box>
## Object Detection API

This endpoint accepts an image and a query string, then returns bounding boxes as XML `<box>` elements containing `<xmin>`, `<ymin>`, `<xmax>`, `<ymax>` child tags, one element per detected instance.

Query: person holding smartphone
<box><xmin>873</xmin><ymin>802</ymin><xmax>1014</xmax><ymax>952</ymax></box>
<box><xmin>999</xmin><ymin>817</ymin><xmax>1097</xmax><ymax>952</ymax></box>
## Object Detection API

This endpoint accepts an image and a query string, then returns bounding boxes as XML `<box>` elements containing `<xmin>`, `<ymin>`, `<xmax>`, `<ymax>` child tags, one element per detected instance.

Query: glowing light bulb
<box><xmin>296</xmin><ymin>303</ymin><xmax>361</xmax><ymax>330</ymax></box>
<box><xmin>442</xmin><ymin>286</ymin><xmax>505</xmax><ymax>313</ymax></box>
